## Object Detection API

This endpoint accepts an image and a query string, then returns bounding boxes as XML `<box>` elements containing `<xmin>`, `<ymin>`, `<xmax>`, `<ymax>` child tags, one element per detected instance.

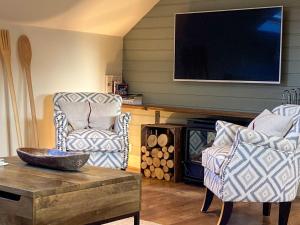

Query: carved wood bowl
<box><xmin>17</xmin><ymin>148</ymin><xmax>90</xmax><ymax>171</ymax></box>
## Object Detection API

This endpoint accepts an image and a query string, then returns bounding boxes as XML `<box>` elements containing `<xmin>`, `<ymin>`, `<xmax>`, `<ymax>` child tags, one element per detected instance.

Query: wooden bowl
<box><xmin>17</xmin><ymin>148</ymin><xmax>90</xmax><ymax>171</ymax></box>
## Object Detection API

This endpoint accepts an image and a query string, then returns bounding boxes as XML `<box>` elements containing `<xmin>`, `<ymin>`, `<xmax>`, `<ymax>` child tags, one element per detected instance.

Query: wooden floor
<box><xmin>140</xmin><ymin>179</ymin><xmax>300</xmax><ymax>225</ymax></box>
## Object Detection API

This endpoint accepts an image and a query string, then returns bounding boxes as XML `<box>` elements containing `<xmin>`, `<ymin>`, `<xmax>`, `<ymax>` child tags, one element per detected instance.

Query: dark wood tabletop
<box><xmin>0</xmin><ymin>157</ymin><xmax>140</xmax><ymax>198</ymax></box>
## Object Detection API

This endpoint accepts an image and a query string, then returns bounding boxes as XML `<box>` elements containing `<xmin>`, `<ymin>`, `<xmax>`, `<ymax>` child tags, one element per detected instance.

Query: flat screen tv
<box><xmin>174</xmin><ymin>6</ymin><xmax>283</xmax><ymax>84</ymax></box>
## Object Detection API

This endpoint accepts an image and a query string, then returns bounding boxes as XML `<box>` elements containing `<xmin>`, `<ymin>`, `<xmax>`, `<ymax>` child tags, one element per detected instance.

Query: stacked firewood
<box><xmin>141</xmin><ymin>133</ymin><xmax>175</xmax><ymax>181</ymax></box>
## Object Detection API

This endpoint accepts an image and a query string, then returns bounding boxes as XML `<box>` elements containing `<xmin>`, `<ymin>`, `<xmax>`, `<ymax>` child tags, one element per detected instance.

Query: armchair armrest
<box><xmin>54</xmin><ymin>110</ymin><xmax>69</xmax><ymax>151</ymax></box>
<box><xmin>114</xmin><ymin>112</ymin><xmax>131</xmax><ymax>136</ymax></box>
<box><xmin>236</xmin><ymin>127</ymin><xmax>296</xmax><ymax>153</ymax></box>
<box><xmin>114</xmin><ymin>112</ymin><xmax>131</xmax><ymax>169</ymax></box>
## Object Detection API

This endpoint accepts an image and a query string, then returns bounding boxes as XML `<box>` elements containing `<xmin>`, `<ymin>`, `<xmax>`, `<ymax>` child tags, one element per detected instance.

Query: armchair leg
<box><xmin>217</xmin><ymin>202</ymin><xmax>233</xmax><ymax>225</ymax></box>
<box><xmin>201</xmin><ymin>188</ymin><xmax>214</xmax><ymax>212</ymax></box>
<box><xmin>263</xmin><ymin>203</ymin><xmax>271</xmax><ymax>216</ymax></box>
<box><xmin>279</xmin><ymin>202</ymin><xmax>291</xmax><ymax>225</ymax></box>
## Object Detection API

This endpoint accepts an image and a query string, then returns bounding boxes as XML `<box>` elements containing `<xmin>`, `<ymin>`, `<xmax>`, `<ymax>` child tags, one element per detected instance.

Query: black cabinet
<box><xmin>183</xmin><ymin>118</ymin><xmax>250</xmax><ymax>184</ymax></box>
<box><xmin>183</xmin><ymin>119</ymin><xmax>216</xmax><ymax>184</ymax></box>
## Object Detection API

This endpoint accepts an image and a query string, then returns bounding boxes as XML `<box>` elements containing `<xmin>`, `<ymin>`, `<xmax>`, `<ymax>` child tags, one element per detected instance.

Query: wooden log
<box><xmin>153</xmin><ymin>157</ymin><xmax>161</xmax><ymax>168</ymax></box>
<box><xmin>151</xmin><ymin>171</ymin><xmax>156</xmax><ymax>178</ymax></box>
<box><xmin>162</xmin><ymin>166</ymin><xmax>169</xmax><ymax>173</ymax></box>
<box><xmin>168</xmin><ymin>145</ymin><xmax>175</xmax><ymax>153</ymax></box>
<box><xmin>158</xmin><ymin>134</ymin><xmax>169</xmax><ymax>147</ymax></box>
<box><xmin>160</xmin><ymin>159</ymin><xmax>167</xmax><ymax>166</ymax></box>
<box><xmin>144</xmin><ymin>169</ymin><xmax>151</xmax><ymax>178</ymax></box>
<box><xmin>162</xmin><ymin>146</ymin><xmax>168</xmax><ymax>153</ymax></box>
<box><xmin>145</xmin><ymin>150</ymin><xmax>150</xmax><ymax>157</ymax></box>
<box><xmin>151</xmin><ymin>148</ymin><xmax>159</xmax><ymax>158</ymax></box>
<box><xmin>163</xmin><ymin>152</ymin><xmax>170</xmax><ymax>160</ymax></box>
<box><xmin>149</xmin><ymin>165</ymin><xmax>155</xmax><ymax>172</ymax></box>
<box><xmin>147</xmin><ymin>134</ymin><xmax>157</xmax><ymax>147</ymax></box>
<box><xmin>164</xmin><ymin>173</ymin><xmax>172</xmax><ymax>181</ymax></box>
<box><xmin>154</xmin><ymin>168</ymin><xmax>164</xmax><ymax>180</ymax></box>
<box><xmin>141</xmin><ymin>154</ymin><xmax>147</xmax><ymax>162</ymax></box>
<box><xmin>141</xmin><ymin>146</ymin><xmax>147</xmax><ymax>153</ymax></box>
<box><xmin>167</xmin><ymin>160</ymin><xmax>174</xmax><ymax>168</ymax></box>
<box><xmin>157</xmin><ymin>151</ymin><xmax>163</xmax><ymax>159</ymax></box>
<box><xmin>146</xmin><ymin>157</ymin><xmax>153</xmax><ymax>166</ymax></box>
<box><xmin>141</xmin><ymin>162</ymin><xmax>148</xmax><ymax>169</ymax></box>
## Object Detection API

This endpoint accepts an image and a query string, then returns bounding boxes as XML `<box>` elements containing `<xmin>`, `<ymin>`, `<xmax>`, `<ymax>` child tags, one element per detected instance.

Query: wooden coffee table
<box><xmin>0</xmin><ymin>157</ymin><xmax>141</xmax><ymax>225</ymax></box>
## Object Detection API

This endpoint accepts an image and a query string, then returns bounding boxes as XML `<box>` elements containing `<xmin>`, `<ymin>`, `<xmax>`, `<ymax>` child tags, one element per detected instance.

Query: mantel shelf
<box><xmin>122</xmin><ymin>104</ymin><xmax>257</xmax><ymax>119</ymax></box>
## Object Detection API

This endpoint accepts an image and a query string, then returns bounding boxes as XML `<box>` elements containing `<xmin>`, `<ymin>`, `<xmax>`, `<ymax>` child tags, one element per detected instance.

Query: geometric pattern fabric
<box><xmin>53</xmin><ymin>92</ymin><xmax>131</xmax><ymax>169</ymax></box>
<box><xmin>222</xmin><ymin>141</ymin><xmax>299</xmax><ymax>202</ymax></box>
<box><xmin>238</xmin><ymin>127</ymin><xmax>296</xmax><ymax>152</ymax></box>
<box><xmin>53</xmin><ymin>92</ymin><xmax>122</xmax><ymax>111</ymax></box>
<box><xmin>202</xmin><ymin>145</ymin><xmax>231</xmax><ymax>175</ymax></box>
<box><xmin>203</xmin><ymin>104</ymin><xmax>300</xmax><ymax>203</ymax></box>
<box><xmin>87</xmin><ymin>151</ymin><xmax>124</xmax><ymax>169</ymax></box>
<box><xmin>66</xmin><ymin>129</ymin><xmax>124</xmax><ymax>152</ymax></box>
<box><xmin>204</xmin><ymin>169</ymin><xmax>223</xmax><ymax>197</ymax></box>
<box><xmin>213</xmin><ymin>120</ymin><xmax>245</xmax><ymax>147</ymax></box>
<box><xmin>272</xmin><ymin>104</ymin><xmax>300</xmax><ymax>147</ymax></box>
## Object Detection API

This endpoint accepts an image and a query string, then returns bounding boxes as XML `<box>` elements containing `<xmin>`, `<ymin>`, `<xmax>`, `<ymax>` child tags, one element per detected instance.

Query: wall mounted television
<box><xmin>174</xmin><ymin>6</ymin><xmax>283</xmax><ymax>84</ymax></box>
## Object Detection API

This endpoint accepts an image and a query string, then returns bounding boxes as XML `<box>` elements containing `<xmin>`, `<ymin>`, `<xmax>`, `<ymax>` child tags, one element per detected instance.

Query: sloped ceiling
<box><xmin>0</xmin><ymin>0</ymin><xmax>159</xmax><ymax>37</ymax></box>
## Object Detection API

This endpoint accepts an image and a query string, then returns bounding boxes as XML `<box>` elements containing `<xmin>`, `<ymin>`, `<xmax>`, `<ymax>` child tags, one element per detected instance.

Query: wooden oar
<box><xmin>0</xmin><ymin>30</ymin><xmax>23</xmax><ymax>150</ymax></box>
<box><xmin>18</xmin><ymin>35</ymin><xmax>39</xmax><ymax>147</ymax></box>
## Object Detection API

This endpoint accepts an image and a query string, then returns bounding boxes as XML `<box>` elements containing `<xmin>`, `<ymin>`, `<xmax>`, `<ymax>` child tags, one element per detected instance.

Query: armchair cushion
<box><xmin>59</xmin><ymin>102</ymin><xmax>90</xmax><ymax>130</ymax></box>
<box><xmin>237</xmin><ymin>128</ymin><xmax>296</xmax><ymax>152</ymax></box>
<box><xmin>213</xmin><ymin>120</ymin><xmax>245</xmax><ymax>147</ymax></box>
<box><xmin>66</xmin><ymin>129</ymin><xmax>124</xmax><ymax>152</ymax></box>
<box><xmin>89</xmin><ymin>102</ymin><xmax>121</xmax><ymax>130</ymax></box>
<box><xmin>202</xmin><ymin>145</ymin><xmax>231</xmax><ymax>174</ymax></box>
<box><xmin>248</xmin><ymin>109</ymin><xmax>293</xmax><ymax>137</ymax></box>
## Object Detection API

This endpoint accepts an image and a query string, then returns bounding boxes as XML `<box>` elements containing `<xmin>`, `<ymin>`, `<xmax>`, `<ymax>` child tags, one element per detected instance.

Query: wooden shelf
<box><xmin>121</xmin><ymin>104</ymin><xmax>146</xmax><ymax>110</ymax></box>
<box><xmin>122</xmin><ymin>104</ymin><xmax>257</xmax><ymax>119</ymax></box>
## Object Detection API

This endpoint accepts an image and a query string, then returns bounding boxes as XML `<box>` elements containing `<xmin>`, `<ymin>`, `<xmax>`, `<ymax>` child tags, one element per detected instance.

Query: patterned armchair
<box><xmin>53</xmin><ymin>92</ymin><xmax>131</xmax><ymax>169</ymax></box>
<box><xmin>201</xmin><ymin>105</ymin><xmax>300</xmax><ymax>225</ymax></box>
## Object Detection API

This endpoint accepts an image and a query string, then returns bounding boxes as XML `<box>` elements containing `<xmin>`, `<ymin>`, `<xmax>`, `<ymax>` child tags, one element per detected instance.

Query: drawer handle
<box><xmin>0</xmin><ymin>191</ymin><xmax>21</xmax><ymax>201</ymax></box>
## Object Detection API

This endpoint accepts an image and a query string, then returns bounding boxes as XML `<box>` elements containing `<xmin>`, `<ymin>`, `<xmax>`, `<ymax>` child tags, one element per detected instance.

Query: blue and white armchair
<box><xmin>53</xmin><ymin>92</ymin><xmax>131</xmax><ymax>169</ymax></box>
<box><xmin>201</xmin><ymin>105</ymin><xmax>300</xmax><ymax>225</ymax></box>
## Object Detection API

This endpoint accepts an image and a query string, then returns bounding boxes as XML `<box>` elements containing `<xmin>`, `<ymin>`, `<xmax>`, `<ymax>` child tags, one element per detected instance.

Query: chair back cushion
<box><xmin>272</xmin><ymin>104</ymin><xmax>300</xmax><ymax>146</ymax></box>
<box><xmin>59</xmin><ymin>102</ymin><xmax>90</xmax><ymax>130</ymax></box>
<box><xmin>89</xmin><ymin>102</ymin><xmax>121</xmax><ymax>130</ymax></box>
<box><xmin>248</xmin><ymin>109</ymin><xmax>293</xmax><ymax>137</ymax></box>
<box><xmin>53</xmin><ymin>92</ymin><xmax>122</xmax><ymax>111</ymax></box>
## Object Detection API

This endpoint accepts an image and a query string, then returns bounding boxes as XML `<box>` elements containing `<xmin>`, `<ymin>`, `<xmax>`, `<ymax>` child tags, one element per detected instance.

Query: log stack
<box><xmin>141</xmin><ymin>124</ymin><xmax>185</xmax><ymax>182</ymax></box>
<box><xmin>141</xmin><ymin>132</ymin><xmax>176</xmax><ymax>181</ymax></box>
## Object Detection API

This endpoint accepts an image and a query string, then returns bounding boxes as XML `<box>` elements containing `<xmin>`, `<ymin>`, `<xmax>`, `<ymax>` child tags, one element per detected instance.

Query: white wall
<box><xmin>0</xmin><ymin>22</ymin><xmax>123</xmax><ymax>156</ymax></box>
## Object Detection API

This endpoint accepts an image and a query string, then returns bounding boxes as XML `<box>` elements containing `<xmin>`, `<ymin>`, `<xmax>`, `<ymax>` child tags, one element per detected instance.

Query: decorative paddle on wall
<box><xmin>18</xmin><ymin>35</ymin><xmax>39</xmax><ymax>147</ymax></box>
<box><xmin>0</xmin><ymin>30</ymin><xmax>23</xmax><ymax>151</ymax></box>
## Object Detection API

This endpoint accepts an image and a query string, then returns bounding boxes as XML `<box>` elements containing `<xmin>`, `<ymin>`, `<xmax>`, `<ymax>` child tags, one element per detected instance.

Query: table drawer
<box><xmin>0</xmin><ymin>190</ymin><xmax>33</xmax><ymax>222</ymax></box>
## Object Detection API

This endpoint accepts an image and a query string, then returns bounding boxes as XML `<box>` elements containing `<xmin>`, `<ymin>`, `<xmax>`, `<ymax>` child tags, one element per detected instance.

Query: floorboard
<box><xmin>140</xmin><ymin>179</ymin><xmax>300</xmax><ymax>225</ymax></box>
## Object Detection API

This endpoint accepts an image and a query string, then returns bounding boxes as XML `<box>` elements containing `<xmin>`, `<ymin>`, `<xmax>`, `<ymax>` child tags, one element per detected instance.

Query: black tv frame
<box><xmin>173</xmin><ymin>6</ymin><xmax>283</xmax><ymax>84</ymax></box>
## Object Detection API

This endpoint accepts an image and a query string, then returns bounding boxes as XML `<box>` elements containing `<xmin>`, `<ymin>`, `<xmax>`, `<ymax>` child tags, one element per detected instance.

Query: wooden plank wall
<box><xmin>123</xmin><ymin>0</ymin><xmax>300</xmax><ymax>113</ymax></box>
<box><xmin>123</xmin><ymin>0</ymin><xmax>300</xmax><ymax>169</ymax></box>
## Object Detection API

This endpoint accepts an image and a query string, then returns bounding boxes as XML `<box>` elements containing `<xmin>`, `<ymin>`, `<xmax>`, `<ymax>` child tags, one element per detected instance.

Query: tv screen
<box><xmin>174</xmin><ymin>6</ymin><xmax>283</xmax><ymax>84</ymax></box>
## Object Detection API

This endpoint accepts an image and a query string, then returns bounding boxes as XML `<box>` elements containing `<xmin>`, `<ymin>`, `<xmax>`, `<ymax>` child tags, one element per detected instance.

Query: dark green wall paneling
<box><xmin>123</xmin><ymin>0</ymin><xmax>300</xmax><ymax>113</ymax></box>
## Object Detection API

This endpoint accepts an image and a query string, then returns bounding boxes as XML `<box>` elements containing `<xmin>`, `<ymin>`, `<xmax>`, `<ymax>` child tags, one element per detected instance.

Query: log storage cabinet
<box><xmin>141</xmin><ymin>124</ymin><xmax>186</xmax><ymax>182</ymax></box>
